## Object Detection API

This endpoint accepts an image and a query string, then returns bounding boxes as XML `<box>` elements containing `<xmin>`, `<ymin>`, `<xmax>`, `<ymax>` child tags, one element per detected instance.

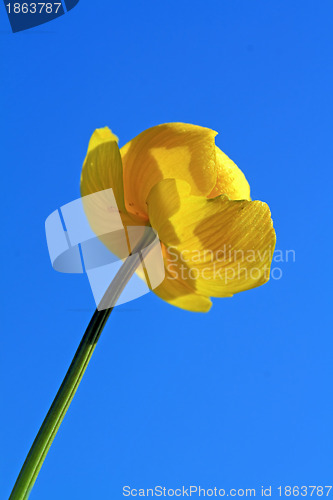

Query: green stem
<box><xmin>9</xmin><ymin>228</ymin><xmax>155</xmax><ymax>500</ymax></box>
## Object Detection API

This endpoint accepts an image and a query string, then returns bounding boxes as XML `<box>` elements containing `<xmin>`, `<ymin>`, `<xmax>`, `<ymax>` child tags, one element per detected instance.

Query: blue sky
<box><xmin>1</xmin><ymin>1</ymin><xmax>332</xmax><ymax>498</ymax></box>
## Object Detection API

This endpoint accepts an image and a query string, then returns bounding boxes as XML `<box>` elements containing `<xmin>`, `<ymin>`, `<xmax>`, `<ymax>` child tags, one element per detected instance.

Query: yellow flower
<box><xmin>81</xmin><ymin>123</ymin><xmax>276</xmax><ymax>312</ymax></box>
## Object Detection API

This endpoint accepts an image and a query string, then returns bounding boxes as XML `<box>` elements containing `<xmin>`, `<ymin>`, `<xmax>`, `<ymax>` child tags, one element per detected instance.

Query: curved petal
<box><xmin>120</xmin><ymin>123</ymin><xmax>218</xmax><ymax>219</ymax></box>
<box><xmin>153</xmin><ymin>279</ymin><xmax>212</xmax><ymax>313</ymax></box>
<box><xmin>153</xmin><ymin>244</ymin><xmax>212</xmax><ymax>312</ymax></box>
<box><xmin>134</xmin><ymin>242</ymin><xmax>212</xmax><ymax>312</ymax></box>
<box><xmin>208</xmin><ymin>147</ymin><xmax>251</xmax><ymax>200</ymax></box>
<box><xmin>80</xmin><ymin>127</ymin><xmax>145</xmax><ymax>229</ymax></box>
<box><xmin>81</xmin><ymin>128</ymin><xmax>125</xmax><ymax>211</ymax></box>
<box><xmin>147</xmin><ymin>179</ymin><xmax>276</xmax><ymax>299</ymax></box>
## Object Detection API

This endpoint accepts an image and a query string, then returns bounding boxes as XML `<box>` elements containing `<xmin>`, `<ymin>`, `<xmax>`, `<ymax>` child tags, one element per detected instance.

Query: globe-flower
<box><xmin>81</xmin><ymin>123</ymin><xmax>276</xmax><ymax>312</ymax></box>
<box><xmin>9</xmin><ymin>125</ymin><xmax>276</xmax><ymax>499</ymax></box>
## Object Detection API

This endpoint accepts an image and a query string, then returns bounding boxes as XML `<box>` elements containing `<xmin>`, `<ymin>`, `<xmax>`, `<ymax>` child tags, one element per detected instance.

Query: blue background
<box><xmin>1</xmin><ymin>1</ymin><xmax>332</xmax><ymax>498</ymax></box>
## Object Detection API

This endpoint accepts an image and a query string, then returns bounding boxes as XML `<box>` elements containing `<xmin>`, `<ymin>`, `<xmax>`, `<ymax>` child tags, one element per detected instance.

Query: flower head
<box><xmin>81</xmin><ymin>123</ymin><xmax>276</xmax><ymax>312</ymax></box>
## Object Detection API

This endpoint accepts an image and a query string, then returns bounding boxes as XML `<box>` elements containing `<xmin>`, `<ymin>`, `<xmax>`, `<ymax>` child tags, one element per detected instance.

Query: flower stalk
<box><xmin>9</xmin><ymin>228</ymin><xmax>155</xmax><ymax>500</ymax></box>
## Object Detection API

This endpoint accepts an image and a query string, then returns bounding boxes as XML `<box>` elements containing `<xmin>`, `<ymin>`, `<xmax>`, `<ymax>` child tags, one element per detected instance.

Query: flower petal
<box><xmin>120</xmin><ymin>123</ymin><xmax>218</xmax><ymax>219</ymax></box>
<box><xmin>81</xmin><ymin>128</ymin><xmax>125</xmax><ymax>211</ymax></box>
<box><xmin>147</xmin><ymin>179</ymin><xmax>276</xmax><ymax>298</ymax></box>
<box><xmin>80</xmin><ymin>127</ymin><xmax>144</xmax><ymax>229</ymax></box>
<box><xmin>208</xmin><ymin>147</ymin><xmax>251</xmax><ymax>200</ymax></box>
<box><xmin>153</xmin><ymin>259</ymin><xmax>213</xmax><ymax>312</ymax></box>
<box><xmin>133</xmin><ymin>242</ymin><xmax>212</xmax><ymax>312</ymax></box>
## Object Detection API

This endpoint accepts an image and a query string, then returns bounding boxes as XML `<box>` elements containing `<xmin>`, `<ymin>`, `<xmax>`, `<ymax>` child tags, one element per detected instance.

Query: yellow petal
<box><xmin>81</xmin><ymin>128</ymin><xmax>124</xmax><ymax>209</ymax></box>
<box><xmin>120</xmin><ymin>123</ymin><xmax>218</xmax><ymax>219</ymax></box>
<box><xmin>80</xmin><ymin>127</ymin><xmax>145</xmax><ymax>230</ymax></box>
<box><xmin>208</xmin><ymin>147</ymin><xmax>251</xmax><ymax>200</ymax></box>
<box><xmin>153</xmin><ymin>275</ymin><xmax>213</xmax><ymax>312</ymax></box>
<box><xmin>147</xmin><ymin>179</ymin><xmax>276</xmax><ymax>299</ymax></box>
<box><xmin>133</xmin><ymin>240</ymin><xmax>212</xmax><ymax>312</ymax></box>
<box><xmin>151</xmin><ymin>244</ymin><xmax>213</xmax><ymax>312</ymax></box>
